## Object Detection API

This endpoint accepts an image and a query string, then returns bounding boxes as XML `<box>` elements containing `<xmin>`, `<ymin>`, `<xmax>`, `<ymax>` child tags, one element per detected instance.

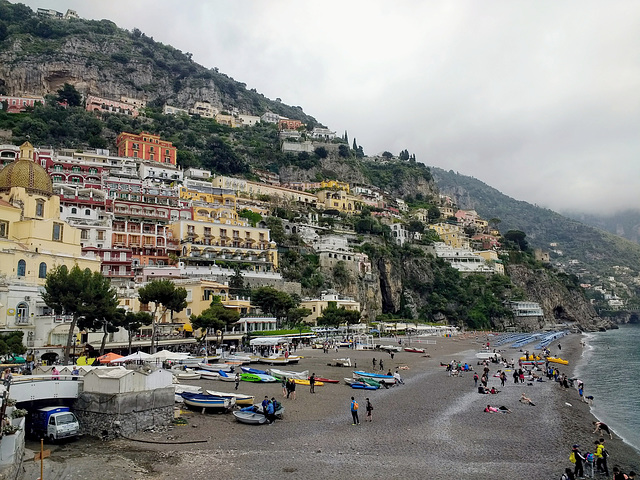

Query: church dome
<box><xmin>0</xmin><ymin>142</ymin><xmax>53</xmax><ymax>197</ymax></box>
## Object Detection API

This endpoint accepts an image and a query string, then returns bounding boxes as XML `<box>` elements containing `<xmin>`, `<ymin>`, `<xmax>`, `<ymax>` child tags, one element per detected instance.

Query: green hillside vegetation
<box><xmin>431</xmin><ymin>167</ymin><xmax>640</xmax><ymax>285</ymax></box>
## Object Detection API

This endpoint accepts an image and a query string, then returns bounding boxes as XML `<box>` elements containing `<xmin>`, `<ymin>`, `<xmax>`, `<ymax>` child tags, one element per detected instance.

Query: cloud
<box><xmin>18</xmin><ymin>0</ymin><xmax>640</xmax><ymax>214</ymax></box>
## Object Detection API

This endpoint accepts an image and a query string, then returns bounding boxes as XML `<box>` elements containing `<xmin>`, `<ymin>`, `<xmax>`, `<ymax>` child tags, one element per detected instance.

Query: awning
<box><xmin>250</xmin><ymin>337</ymin><xmax>285</xmax><ymax>346</ymax></box>
<box><xmin>182</xmin><ymin>324</ymin><xmax>193</xmax><ymax>332</ymax></box>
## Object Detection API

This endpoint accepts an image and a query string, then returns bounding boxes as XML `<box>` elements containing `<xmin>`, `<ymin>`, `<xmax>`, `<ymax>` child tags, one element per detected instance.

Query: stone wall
<box><xmin>73</xmin><ymin>387</ymin><xmax>174</xmax><ymax>440</ymax></box>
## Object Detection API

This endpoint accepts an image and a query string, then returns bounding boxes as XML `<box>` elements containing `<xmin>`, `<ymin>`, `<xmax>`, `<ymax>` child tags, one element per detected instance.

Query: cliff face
<box><xmin>507</xmin><ymin>265</ymin><xmax>604</xmax><ymax>331</ymax></box>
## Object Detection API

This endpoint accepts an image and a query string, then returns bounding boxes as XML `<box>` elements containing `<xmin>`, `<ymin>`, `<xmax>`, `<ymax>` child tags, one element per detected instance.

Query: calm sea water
<box><xmin>575</xmin><ymin>324</ymin><xmax>640</xmax><ymax>453</ymax></box>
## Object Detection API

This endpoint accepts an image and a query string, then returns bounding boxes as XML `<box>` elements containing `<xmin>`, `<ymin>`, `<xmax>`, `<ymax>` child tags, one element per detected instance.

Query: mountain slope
<box><xmin>431</xmin><ymin>167</ymin><xmax>640</xmax><ymax>283</ymax></box>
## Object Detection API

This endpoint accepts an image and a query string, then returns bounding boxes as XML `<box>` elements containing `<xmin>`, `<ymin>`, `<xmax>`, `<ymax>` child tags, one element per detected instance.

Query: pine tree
<box><xmin>353</xmin><ymin>138</ymin><xmax>357</xmax><ymax>151</ymax></box>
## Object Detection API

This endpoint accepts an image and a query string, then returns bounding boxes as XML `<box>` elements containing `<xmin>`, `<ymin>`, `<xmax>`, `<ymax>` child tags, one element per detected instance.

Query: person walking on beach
<box><xmin>365</xmin><ymin>398</ymin><xmax>373</xmax><ymax>422</ymax></box>
<box><xmin>350</xmin><ymin>396</ymin><xmax>360</xmax><ymax>425</ymax></box>
<box><xmin>473</xmin><ymin>372</ymin><xmax>479</xmax><ymax>387</ymax></box>
<box><xmin>289</xmin><ymin>378</ymin><xmax>297</xmax><ymax>400</ymax></box>
<box><xmin>281</xmin><ymin>377</ymin><xmax>288</xmax><ymax>398</ymax></box>
<box><xmin>593</xmin><ymin>421</ymin><xmax>613</xmax><ymax>439</ymax></box>
<box><xmin>500</xmin><ymin>371</ymin><xmax>507</xmax><ymax>387</ymax></box>
<box><xmin>571</xmin><ymin>444</ymin><xmax>585</xmax><ymax>479</ymax></box>
<box><xmin>379</xmin><ymin>359</ymin><xmax>384</xmax><ymax>372</ymax></box>
<box><xmin>372</xmin><ymin>358</ymin><xmax>376</xmax><ymax>369</ymax></box>
<box><xmin>235</xmin><ymin>373</ymin><xmax>240</xmax><ymax>390</ymax></box>
<box><xmin>309</xmin><ymin>373</ymin><xmax>316</xmax><ymax>394</ymax></box>
<box><xmin>595</xmin><ymin>438</ymin><xmax>609</xmax><ymax>477</ymax></box>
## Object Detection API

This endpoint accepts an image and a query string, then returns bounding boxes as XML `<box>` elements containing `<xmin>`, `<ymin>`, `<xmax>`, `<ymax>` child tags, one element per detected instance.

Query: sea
<box><xmin>574</xmin><ymin>324</ymin><xmax>640</xmax><ymax>453</ymax></box>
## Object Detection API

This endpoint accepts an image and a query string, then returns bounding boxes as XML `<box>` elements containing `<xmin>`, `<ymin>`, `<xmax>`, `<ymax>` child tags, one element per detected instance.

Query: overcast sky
<box><xmin>19</xmin><ymin>1</ymin><xmax>640</xmax><ymax>215</ymax></box>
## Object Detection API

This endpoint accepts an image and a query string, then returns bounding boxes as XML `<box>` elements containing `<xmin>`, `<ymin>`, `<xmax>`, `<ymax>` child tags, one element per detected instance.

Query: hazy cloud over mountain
<box><xmin>19</xmin><ymin>0</ymin><xmax>640</xmax><ymax>215</ymax></box>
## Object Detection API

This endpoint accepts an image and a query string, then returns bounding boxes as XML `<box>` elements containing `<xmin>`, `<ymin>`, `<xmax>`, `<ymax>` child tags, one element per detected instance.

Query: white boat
<box><xmin>173</xmin><ymin>368</ymin><xmax>201</xmax><ymax>380</ymax></box>
<box><xmin>334</xmin><ymin>358</ymin><xmax>352</xmax><ymax>367</ymax></box>
<box><xmin>267</xmin><ymin>368</ymin><xmax>309</xmax><ymax>380</ymax></box>
<box><xmin>257</xmin><ymin>355</ymin><xmax>291</xmax><ymax>365</ymax></box>
<box><xmin>174</xmin><ymin>384</ymin><xmax>202</xmax><ymax>403</ymax></box>
<box><xmin>198</xmin><ymin>362</ymin><xmax>232</xmax><ymax>372</ymax></box>
<box><xmin>233</xmin><ymin>410</ymin><xmax>267</xmax><ymax>425</ymax></box>
<box><xmin>217</xmin><ymin>370</ymin><xmax>238</xmax><ymax>382</ymax></box>
<box><xmin>225</xmin><ymin>354</ymin><xmax>253</xmax><ymax>363</ymax></box>
<box><xmin>378</xmin><ymin>344</ymin><xmax>402</xmax><ymax>352</ymax></box>
<box><xmin>194</xmin><ymin>370</ymin><xmax>219</xmax><ymax>380</ymax></box>
<box><xmin>206</xmin><ymin>390</ymin><xmax>255</xmax><ymax>405</ymax></box>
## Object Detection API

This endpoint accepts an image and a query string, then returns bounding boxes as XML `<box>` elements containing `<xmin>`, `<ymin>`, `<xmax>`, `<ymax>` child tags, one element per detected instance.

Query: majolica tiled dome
<box><xmin>0</xmin><ymin>142</ymin><xmax>53</xmax><ymax>196</ymax></box>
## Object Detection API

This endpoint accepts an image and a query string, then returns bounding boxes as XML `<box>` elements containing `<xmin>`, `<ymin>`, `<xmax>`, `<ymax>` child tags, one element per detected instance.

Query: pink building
<box><xmin>0</xmin><ymin>95</ymin><xmax>45</xmax><ymax>113</ymax></box>
<box><xmin>86</xmin><ymin>95</ymin><xmax>139</xmax><ymax>117</ymax></box>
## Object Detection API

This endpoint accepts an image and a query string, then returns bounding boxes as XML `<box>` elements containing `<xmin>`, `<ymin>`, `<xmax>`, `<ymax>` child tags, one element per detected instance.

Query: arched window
<box><xmin>38</xmin><ymin>262</ymin><xmax>47</xmax><ymax>278</ymax></box>
<box><xmin>71</xmin><ymin>207</ymin><xmax>77</xmax><ymax>214</ymax></box>
<box><xmin>85</xmin><ymin>209</ymin><xmax>90</xmax><ymax>215</ymax></box>
<box><xmin>35</xmin><ymin>199</ymin><xmax>44</xmax><ymax>217</ymax></box>
<box><xmin>17</xmin><ymin>259</ymin><xmax>26</xmax><ymax>277</ymax></box>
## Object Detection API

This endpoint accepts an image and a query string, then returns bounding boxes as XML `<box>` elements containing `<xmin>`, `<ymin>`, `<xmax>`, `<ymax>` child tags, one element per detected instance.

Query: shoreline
<box><xmin>19</xmin><ymin>332</ymin><xmax>640</xmax><ymax>479</ymax></box>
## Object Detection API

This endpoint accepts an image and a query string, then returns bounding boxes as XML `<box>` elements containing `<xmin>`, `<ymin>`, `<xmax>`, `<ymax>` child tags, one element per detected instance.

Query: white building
<box><xmin>261</xmin><ymin>111</ymin><xmax>281</xmax><ymax>124</ymax></box>
<box><xmin>138</xmin><ymin>162</ymin><xmax>183</xmax><ymax>184</ymax></box>
<box><xmin>310</xmin><ymin>127</ymin><xmax>336</xmax><ymax>140</ymax></box>
<box><xmin>428</xmin><ymin>242</ymin><xmax>497</xmax><ymax>274</ymax></box>
<box><xmin>184</xmin><ymin>167</ymin><xmax>212</xmax><ymax>181</ymax></box>
<box><xmin>163</xmin><ymin>105</ymin><xmax>189</xmax><ymax>116</ymax></box>
<box><xmin>238</xmin><ymin>115</ymin><xmax>261</xmax><ymax>127</ymax></box>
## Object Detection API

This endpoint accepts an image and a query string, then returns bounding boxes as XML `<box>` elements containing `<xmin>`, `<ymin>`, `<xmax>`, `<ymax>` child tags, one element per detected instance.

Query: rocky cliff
<box><xmin>506</xmin><ymin>265</ymin><xmax>604</xmax><ymax>331</ymax></box>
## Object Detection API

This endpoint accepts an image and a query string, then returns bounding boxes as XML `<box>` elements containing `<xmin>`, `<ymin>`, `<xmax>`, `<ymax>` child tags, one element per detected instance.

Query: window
<box><xmin>35</xmin><ymin>199</ymin><xmax>44</xmax><ymax>217</ymax></box>
<box><xmin>149</xmin><ymin>154</ymin><xmax>154</xmax><ymax>161</ymax></box>
<box><xmin>71</xmin><ymin>207</ymin><xmax>77</xmax><ymax>214</ymax></box>
<box><xmin>97</xmin><ymin>231</ymin><xmax>105</xmax><ymax>241</ymax></box>
<box><xmin>52</xmin><ymin>223</ymin><xmax>63</xmax><ymax>241</ymax></box>
<box><xmin>80</xmin><ymin>230</ymin><xmax>89</xmax><ymax>240</ymax></box>
<box><xmin>38</xmin><ymin>262</ymin><xmax>47</xmax><ymax>278</ymax></box>
<box><xmin>0</xmin><ymin>220</ymin><xmax>8</xmax><ymax>238</ymax></box>
<box><xmin>17</xmin><ymin>259</ymin><xmax>26</xmax><ymax>276</ymax></box>
<box><xmin>85</xmin><ymin>209</ymin><xmax>90</xmax><ymax>215</ymax></box>
<box><xmin>16</xmin><ymin>302</ymin><xmax>29</xmax><ymax>325</ymax></box>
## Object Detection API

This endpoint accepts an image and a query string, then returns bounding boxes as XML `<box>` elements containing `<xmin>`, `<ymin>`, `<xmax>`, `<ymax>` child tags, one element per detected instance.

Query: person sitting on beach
<box><xmin>393</xmin><ymin>369</ymin><xmax>405</xmax><ymax>385</ymax></box>
<box><xmin>489</xmin><ymin>387</ymin><xmax>500</xmax><ymax>394</ymax></box>
<box><xmin>520</xmin><ymin>393</ymin><xmax>536</xmax><ymax>406</ymax></box>
<box><xmin>484</xmin><ymin>404</ymin><xmax>511</xmax><ymax>414</ymax></box>
<box><xmin>593</xmin><ymin>421</ymin><xmax>613</xmax><ymax>439</ymax></box>
<box><xmin>478</xmin><ymin>386</ymin><xmax>490</xmax><ymax>394</ymax></box>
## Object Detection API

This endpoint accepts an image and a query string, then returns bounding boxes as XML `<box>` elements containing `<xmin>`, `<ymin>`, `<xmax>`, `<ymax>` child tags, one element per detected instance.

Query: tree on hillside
<box><xmin>43</xmin><ymin>265</ymin><xmax>101</xmax><ymax>365</ymax></box>
<box><xmin>314</xmin><ymin>146</ymin><xmax>328</xmax><ymax>159</ymax></box>
<box><xmin>382</xmin><ymin>151</ymin><xmax>393</xmax><ymax>159</ymax></box>
<box><xmin>56</xmin><ymin>83</ymin><xmax>82</xmax><ymax>107</ymax></box>
<box><xmin>344</xmin><ymin>131</ymin><xmax>349</xmax><ymax>144</ymax></box>
<box><xmin>79</xmin><ymin>306</ymin><xmax>123</xmax><ymax>356</ymax></box>
<box><xmin>251</xmin><ymin>287</ymin><xmax>298</xmax><ymax>327</ymax></box>
<box><xmin>427</xmin><ymin>206</ymin><xmax>441</xmax><ymax>223</ymax></box>
<box><xmin>138</xmin><ymin>279</ymin><xmax>188</xmax><ymax>353</ymax></box>
<box><xmin>338</xmin><ymin>144</ymin><xmax>350</xmax><ymax>158</ymax></box>
<box><xmin>352</xmin><ymin>138</ymin><xmax>358</xmax><ymax>151</ymax></box>
<box><xmin>503</xmin><ymin>230</ymin><xmax>529</xmax><ymax>251</ymax></box>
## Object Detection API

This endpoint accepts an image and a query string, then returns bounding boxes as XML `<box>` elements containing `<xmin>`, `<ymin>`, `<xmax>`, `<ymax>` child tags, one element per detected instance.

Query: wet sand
<box><xmin>20</xmin><ymin>333</ymin><xmax>640</xmax><ymax>479</ymax></box>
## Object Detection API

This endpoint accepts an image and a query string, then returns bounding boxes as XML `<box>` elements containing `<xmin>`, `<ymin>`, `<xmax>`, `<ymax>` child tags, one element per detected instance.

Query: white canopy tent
<box><xmin>249</xmin><ymin>337</ymin><xmax>286</xmax><ymax>346</ymax></box>
<box><xmin>111</xmin><ymin>351</ymin><xmax>152</xmax><ymax>363</ymax></box>
<box><xmin>148</xmin><ymin>350</ymin><xmax>192</xmax><ymax>361</ymax></box>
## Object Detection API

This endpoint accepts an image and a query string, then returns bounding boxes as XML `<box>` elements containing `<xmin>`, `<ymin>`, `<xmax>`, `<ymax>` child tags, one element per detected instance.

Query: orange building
<box><xmin>116</xmin><ymin>132</ymin><xmax>177</xmax><ymax>166</ymax></box>
<box><xmin>278</xmin><ymin>119</ymin><xmax>303</xmax><ymax>131</ymax></box>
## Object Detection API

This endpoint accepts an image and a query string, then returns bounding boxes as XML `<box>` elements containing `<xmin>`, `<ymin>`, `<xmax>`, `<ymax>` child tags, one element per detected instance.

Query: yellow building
<box><xmin>0</xmin><ymin>142</ymin><xmax>100</xmax><ymax>340</ymax></box>
<box><xmin>475</xmin><ymin>250</ymin><xmax>505</xmax><ymax>275</ymax></box>
<box><xmin>300</xmin><ymin>292</ymin><xmax>360</xmax><ymax>326</ymax></box>
<box><xmin>319</xmin><ymin>180</ymin><xmax>350</xmax><ymax>193</ymax></box>
<box><xmin>210</xmin><ymin>175</ymin><xmax>317</xmax><ymax>206</ymax></box>
<box><xmin>168</xmin><ymin>219</ymin><xmax>278</xmax><ymax>271</ymax></box>
<box><xmin>316</xmin><ymin>190</ymin><xmax>361</xmax><ymax>214</ymax></box>
<box><xmin>430</xmin><ymin>223</ymin><xmax>469</xmax><ymax>249</ymax></box>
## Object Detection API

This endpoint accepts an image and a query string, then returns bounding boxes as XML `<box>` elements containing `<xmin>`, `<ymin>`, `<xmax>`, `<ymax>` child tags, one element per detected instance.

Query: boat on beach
<box><xmin>547</xmin><ymin>357</ymin><xmax>569</xmax><ymax>365</ymax></box>
<box><xmin>333</xmin><ymin>358</ymin><xmax>352</xmax><ymax>367</ymax></box>
<box><xmin>180</xmin><ymin>392</ymin><xmax>235</xmax><ymax>411</ymax></box>
<box><xmin>292</xmin><ymin>378</ymin><xmax>324</xmax><ymax>386</ymax></box>
<box><xmin>240</xmin><ymin>372</ymin><xmax>277</xmax><ymax>383</ymax></box>
<box><xmin>206</xmin><ymin>390</ymin><xmax>255</xmax><ymax>405</ymax></box>
<box><xmin>233</xmin><ymin>410</ymin><xmax>267</xmax><ymax>425</ymax></box>
<box><xmin>354</xmin><ymin>376</ymin><xmax>381</xmax><ymax>388</ymax></box>
<box><xmin>267</xmin><ymin>368</ymin><xmax>309</xmax><ymax>380</ymax></box>
<box><xmin>378</xmin><ymin>344</ymin><xmax>402</xmax><ymax>352</ymax></box>
<box><xmin>353</xmin><ymin>371</ymin><xmax>396</xmax><ymax>384</ymax></box>
<box><xmin>311</xmin><ymin>376</ymin><xmax>339</xmax><ymax>384</ymax></box>
<box><xmin>193</xmin><ymin>369</ymin><xmax>220</xmax><ymax>380</ymax></box>
<box><xmin>198</xmin><ymin>362</ymin><xmax>232</xmax><ymax>372</ymax></box>
<box><xmin>173</xmin><ymin>369</ymin><xmax>201</xmax><ymax>380</ymax></box>
<box><xmin>404</xmin><ymin>347</ymin><xmax>426</xmax><ymax>353</ymax></box>
<box><xmin>351</xmin><ymin>382</ymin><xmax>378</xmax><ymax>390</ymax></box>
<box><xmin>217</xmin><ymin>370</ymin><xmax>237</xmax><ymax>382</ymax></box>
<box><xmin>240</xmin><ymin>366</ymin><xmax>268</xmax><ymax>375</ymax></box>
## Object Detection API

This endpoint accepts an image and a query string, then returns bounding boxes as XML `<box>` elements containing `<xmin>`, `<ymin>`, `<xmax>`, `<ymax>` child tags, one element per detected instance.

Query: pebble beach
<box><xmin>21</xmin><ymin>333</ymin><xmax>640</xmax><ymax>480</ymax></box>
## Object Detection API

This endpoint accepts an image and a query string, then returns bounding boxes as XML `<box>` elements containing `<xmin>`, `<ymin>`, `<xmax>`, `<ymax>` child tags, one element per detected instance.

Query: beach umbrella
<box><xmin>97</xmin><ymin>352</ymin><xmax>124</xmax><ymax>364</ymax></box>
<box><xmin>111</xmin><ymin>351</ymin><xmax>152</xmax><ymax>363</ymax></box>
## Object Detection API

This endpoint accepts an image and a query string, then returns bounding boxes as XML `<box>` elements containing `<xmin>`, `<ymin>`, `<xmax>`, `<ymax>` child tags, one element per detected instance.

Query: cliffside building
<box><xmin>116</xmin><ymin>132</ymin><xmax>177</xmax><ymax>166</ymax></box>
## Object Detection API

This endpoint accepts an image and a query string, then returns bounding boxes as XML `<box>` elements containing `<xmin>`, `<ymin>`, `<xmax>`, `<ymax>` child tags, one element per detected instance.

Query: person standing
<box><xmin>500</xmin><ymin>371</ymin><xmax>507</xmax><ymax>387</ymax></box>
<box><xmin>595</xmin><ymin>439</ymin><xmax>609</xmax><ymax>477</ymax></box>
<box><xmin>365</xmin><ymin>398</ymin><xmax>373</xmax><ymax>422</ymax></box>
<box><xmin>379</xmin><ymin>359</ymin><xmax>384</xmax><ymax>372</ymax></box>
<box><xmin>71</xmin><ymin>366</ymin><xmax>79</xmax><ymax>381</ymax></box>
<box><xmin>372</xmin><ymin>358</ymin><xmax>376</xmax><ymax>369</ymax></box>
<box><xmin>51</xmin><ymin>366</ymin><xmax>60</xmax><ymax>380</ymax></box>
<box><xmin>289</xmin><ymin>378</ymin><xmax>297</xmax><ymax>400</ymax></box>
<box><xmin>281</xmin><ymin>377</ymin><xmax>287</xmax><ymax>397</ymax></box>
<box><xmin>350</xmin><ymin>396</ymin><xmax>360</xmax><ymax>425</ymax></box>
<box><xmin>261</xmin><ymin>396</ymin><xmax>269</xmax><ymax>416</ymax></box>
<box><xmin>572</xmin><ymin>444</ymin><xmax>585</xmax><ymax>479</ymax></box>
<box><xmin>473</xmin><ymin>372</ymin><xmax>479</xmax><ymax>387</ymax></box>
<box><xmin>266</xmin><ymin>398</ymin><xmax>276</xmax><ymax>424</ymax></box>
<box><xmin>235</xmin><ymin>373</ymin><xmax>240</xmax><ymax>390</ymax></box>
<box><xmin>309</xmin><ymin>373</ymin><xmax>316</xmax><ymax>394</ymax></box>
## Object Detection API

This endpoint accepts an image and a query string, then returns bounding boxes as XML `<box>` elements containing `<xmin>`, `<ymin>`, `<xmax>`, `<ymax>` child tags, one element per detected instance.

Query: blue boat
<box><xmin>353</xmin><ymin>371</ymin><xmax>396</xmax><ymax>384</ymax></box>
<box><xmin>351</xmin><ymin>382</ymin><xmax>378</xmax><ymax>390</ymax></box>
<box><xmin>180</xmin><ymin>392</ymin><xmax>235</xmax><ymax>410</ymax></box>
<box><xmin>241</xmin><ymin>366</ymin><xmax>267</xmax><ymax>375</ymax></box>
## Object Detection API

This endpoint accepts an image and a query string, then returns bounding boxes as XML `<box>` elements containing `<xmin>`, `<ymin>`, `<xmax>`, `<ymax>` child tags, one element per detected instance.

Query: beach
<box><xmin>21</xmin><ymin>333</ymin><xmax>640</xmax><ymax>480</ymax></box>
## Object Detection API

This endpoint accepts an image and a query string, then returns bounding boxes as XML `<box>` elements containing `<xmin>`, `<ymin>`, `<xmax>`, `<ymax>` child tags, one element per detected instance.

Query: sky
<box><xmin>17</xmin><ymin>0</ymin><xmax>640</xmax><ymax>215</ymax></box>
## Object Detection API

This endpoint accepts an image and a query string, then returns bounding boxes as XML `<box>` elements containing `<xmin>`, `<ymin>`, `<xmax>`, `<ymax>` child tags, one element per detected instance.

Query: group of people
<box><xmin>349</xmin><ymin>396</ymin><xmax>373</xmax><ymax>425</ymax></box>
<box><xmin>260</xmin><ymin>396</ymin><xmax>281</xmax><ymax>424</ymax></box>
<box><xmin>280</xmin><ymin>377</ymin><xmax>298</xmax><ymax>399</ymax></box>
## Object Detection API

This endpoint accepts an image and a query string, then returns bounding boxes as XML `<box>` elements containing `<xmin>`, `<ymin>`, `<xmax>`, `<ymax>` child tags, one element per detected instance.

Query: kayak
<box><xmin>351</xmin><ymin>382</ymin><xmax>378</xmax><ymax>390</ymax></box>
<box><xmin>293</xmin><ymin>378</ymin><xmax>324</xmax><ymax>387</ymax></box>
<box><xmin>240</xmin><ymin>373</ymin><xmax>277</xmax><ymax>382</ymax></box>
<box><xmin>404</xmin><ymin>347</ymin><xmax>425</xmax><ymax>354</ymax></box>
<box><xmin>547</xmin><ymin>357</ymin><xmax>569</xmax><ymax>365</ymax></box>
<box><xmin>312</xmin><ymin>376</ymin><xmax>339</xmax><ymax>384</ymax></box>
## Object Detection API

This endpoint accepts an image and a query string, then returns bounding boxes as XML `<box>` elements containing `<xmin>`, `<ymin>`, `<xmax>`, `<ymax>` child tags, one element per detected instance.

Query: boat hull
<box><xmin>180</xmin><ymin>392</ymin><xmax>234</xmax><ymax>410</ymax></box>
<box><xmin>233</xmin><ymin>411</ymin><xmax>267</xmax><ymax>425</ymax></box>
<box><xmin>206</xmin><ymin>390</ymin><xmax>254</xmax><ymax>405</ymax></box>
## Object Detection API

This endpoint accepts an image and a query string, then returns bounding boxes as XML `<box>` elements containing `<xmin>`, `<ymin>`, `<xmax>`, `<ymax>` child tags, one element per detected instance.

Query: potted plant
<box><xmin>4</xmin><ymin>398</ymin><xmax>16</xmax><ymax>407</ymax></box>
<box><xmin>11</xmin><ymin>409</ymin><xmax>27</xmax><ymax>419</ymax></box>
<box><xmin>2</xmin><ymin>424</ymin><xmax>19</xmax><ymax>435</ymax></box>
